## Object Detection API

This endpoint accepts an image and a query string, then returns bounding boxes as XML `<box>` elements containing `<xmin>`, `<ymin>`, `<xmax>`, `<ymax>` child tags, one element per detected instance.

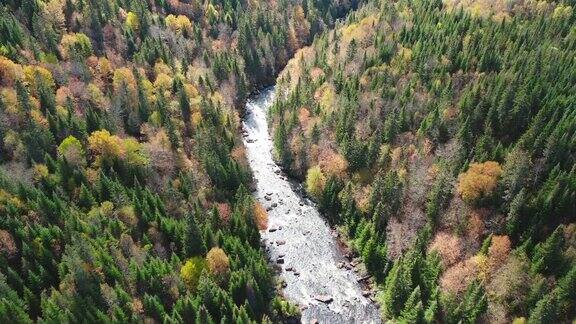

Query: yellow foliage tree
<box><xmin>125</xmin><ymin>12</ymin><xmax>140</xmax><ymax>31</ymax></box>
<box><xmin>306</xmin><ymin>165</ymin><xmax>326</xmax><ymax>199</ymax></box>
<box><xmin>88</xmin><ymin>130</ymin><xmax>125</xmax><ymax>163</ymax></box>
<box><xmin>292</xmin><ymin>5</ymin><xmax>310</xmax><ymax>47</ymax></box>
<box><xmin>165</xmin><ymin>15</ymin><xmax>193</xmax><ymax>34</ymax></box>
<box><xmin>97</xmin><ymin>57</ymin><xmax>112</xmax><ymax>81</ymax></box>
<box><xmin>23</xmin><ymin>66</ymin><xmax>55</xmax><ymax>92</ymax></box>
<box><xmin>123</xmin><ymin>138</ymin><xmax>149</xmax><ymax>167</ymax></box>
<box><xmin>181</xmin><ymin>257</ymin><xmax>207</xmax><ymax>291</ymax></box>
<box><xmin>206</xmin><ymin>247</ymin><xmax>230</xmax><ymax>278</ymax></box>
<box><xmin>112</xmin><ymin>67</ymin><xmax>138</xmax><ymax>101</ymax></box>
<box><xmin>457</xmin><ymin>161</ymin><xmax>502</xmax><ymax>204</ymax></box>
<box><xmin>0</xmin><ymin>56</ymin><xmax>23</xmax><ymax>86</ymax></box>
<box><xmin>86</xmin><ymin>83</ymin><xmax>108</xmax><ymax>111</ymax></box>
<box><xmin>60</xmin><ymin>33</ymin><xmax>93</xmax><ymax>60</ymax></box>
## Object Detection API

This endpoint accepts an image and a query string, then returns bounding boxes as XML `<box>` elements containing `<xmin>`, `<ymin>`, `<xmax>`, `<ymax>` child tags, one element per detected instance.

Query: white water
<box><xmin>242</xmin><ymin>87</ymin><xmax>381</xmax><ymax>323</ymax></box>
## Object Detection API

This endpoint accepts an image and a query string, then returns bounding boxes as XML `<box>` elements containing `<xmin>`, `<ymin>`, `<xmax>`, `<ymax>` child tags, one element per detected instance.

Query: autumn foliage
<box><xmin>206</xmin><ymin>247</ymin><xmax>230</xmax><ymax>278</ymax></box>
<box><xmin>429</xmin><ymin>231</ymin><xmax>463</xmax><ymax>267</ymax></box>
<box><xmin>306</xmin><ymin>165</ymin><xmax>326</xmax><ymax>199</ymax></box>
<box><xmin>253</xmin><ymin>201</ymin><xmax>268</xmax><ymax>230</ymax></box>
<box><xmin>180</xmin><ymin>257</ymin><xmax>206</xmax><ymax>291</ymax></box>
<box><xmin>457</xmin><ymin>161</ymin><xmax>503</xmax><ymax>204</ymax></box>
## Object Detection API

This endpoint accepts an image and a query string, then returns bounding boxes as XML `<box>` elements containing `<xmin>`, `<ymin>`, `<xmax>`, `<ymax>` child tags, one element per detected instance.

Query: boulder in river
<box><xmin>276</xmin><ymin>240</ymin><xmax>286</xmax><ymax>245</ymax></box>
<box><xmin>276</xmin><ymin>258</ymin><xmax>284</xmax><ymax>264</ymax></box>
<box><xmin>268</xmin><ymin>226</ymin><xmax>278</xmax><ymax>232</ymax></box>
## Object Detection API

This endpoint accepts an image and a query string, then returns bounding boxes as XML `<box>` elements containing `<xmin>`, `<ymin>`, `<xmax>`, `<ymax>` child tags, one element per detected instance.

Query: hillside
<box><xmin>0</xmin><ymin>0</ymin><xmax>362</xmax><ymax>322</ymax></box>
<box><xmin>270</xmin><ymin>0</ymin><xmax>576</xmax><ymax>322</ymax></box>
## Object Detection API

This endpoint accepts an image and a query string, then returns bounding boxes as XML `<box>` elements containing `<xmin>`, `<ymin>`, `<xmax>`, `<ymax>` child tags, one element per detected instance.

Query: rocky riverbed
<box><xmin>242</xmin><ymin>87</ymin><xmax>381</xmax><ymax>324</ymax></box>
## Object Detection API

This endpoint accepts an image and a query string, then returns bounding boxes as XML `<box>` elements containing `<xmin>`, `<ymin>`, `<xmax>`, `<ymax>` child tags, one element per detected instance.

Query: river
<box><xmin>242</xmin><ymin>87</ymin><xmax>381</xmax><ymax>323</ymax></box>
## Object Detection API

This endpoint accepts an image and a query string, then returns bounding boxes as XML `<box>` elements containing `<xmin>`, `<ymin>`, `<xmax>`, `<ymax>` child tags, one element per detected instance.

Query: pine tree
<box><xmin>531</xmin><ymin>225</ymin><xmax>564</xmax><ymax>275</ymax></box>
<box><xmin>399</xmin><ymin>286</ymin><xmax>424</xmax><ymax>324</ymax></box>
<box><xmin>182</xmin><ymin>211</ymin><xmax>207</xmax><ymax>257</ymax></box>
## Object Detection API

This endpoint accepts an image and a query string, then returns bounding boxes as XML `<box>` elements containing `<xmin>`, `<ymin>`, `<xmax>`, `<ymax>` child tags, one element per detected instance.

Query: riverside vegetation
<box><xmin>0</xmin><ymin>0</ymin><xmax>575</xmax><ymax>323</ymax></box>
<box><xmin>0</xmin><ymin>0</ymin><xmax>360</xmax><ymax>322</ymax></box>
<box><xmin>271</xmin><ymin>0</ymin><xmax>575</xmax><ymax>322</ymax></box>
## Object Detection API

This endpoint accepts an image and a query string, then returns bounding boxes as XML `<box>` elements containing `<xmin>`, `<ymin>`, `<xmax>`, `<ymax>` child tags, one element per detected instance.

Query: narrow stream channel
<box><xmin>242</xmin><ymin>87</ymin><xmax>381</xmax><ymax>323</ymax></box>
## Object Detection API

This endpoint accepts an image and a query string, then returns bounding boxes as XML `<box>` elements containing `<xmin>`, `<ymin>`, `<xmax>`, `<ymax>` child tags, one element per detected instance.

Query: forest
<box><xmin>271</xmin><ymin>0</ymin><xmax>575</xmax><ymax>322</ymax></box>
<box><xmin>0</xmin><ymin>0</ymin><xmax>361</xmax><ymax>322</ymax></box>
<box><xmin>0</xmin><ymin>0</ymin><xmax>574</xmax><ymax>322</ymax></box>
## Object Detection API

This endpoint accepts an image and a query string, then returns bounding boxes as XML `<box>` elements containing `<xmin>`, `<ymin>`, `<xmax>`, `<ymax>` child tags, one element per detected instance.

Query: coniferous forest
<box><xmin>271</xmin><ymin>0</ymin><xmax>575</xmax><ymax>322</ymax></box>
<box><xmin>0</xmin><ymin>0</ymin><xmax>574</xmax><ymax>322</ymax></box>
<box><xmin>0</xmin><ymin>0</ymin><xmax>359</xmax><ymax>322</ymax></box>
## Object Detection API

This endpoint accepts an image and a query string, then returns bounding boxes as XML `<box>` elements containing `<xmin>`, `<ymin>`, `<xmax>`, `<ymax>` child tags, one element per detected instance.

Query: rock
<box><xmin>264</xmin><ymin>196</ymin><xmax>272</xmax><ymax>201</ymax></box>
<box><xmin>276</xmin><ymin>240</ymin><xmax>286</xmax><ymax>245</ymax></box>
<box><xmin>281</xmin><ymin>281</ymin><xmax>287</xmax><ymax>288</ymax></box>
<box><xmin>268</xmin><ymin>227</ymin><xmax>278</xmax><ymax>232</ymax></box>
<box><xmin>310</xmin><ymin>319</ymin><xmax>318</xmax><ymax>324</ymax></box>
<box><xmin>362</xmin><ymin>290</ymin><xmax>371</xmax><ymax>297</ymax></box>
<box><xmin>246</xmin><ymin>139</ymin><xmax>255</xmax><ymax>143</ymax></box>
<box><xmin>278</xmin><ymin>253</ymin><xmax>285</xmax><ymax>258</ymax></box>
<box><xmin>278</xmin><ymin>226</ymin><xmax>283</xmax><ymax>230</ymax></box>
<box><xmin>285</xmin><ymin>267</ymin><xmax>294</xmax><ymax>272</ymax></box>
<box><xmin>271</xmin><ymin>203</ymin><xmax>278</xmax><ymax>208</ymax></box>
<box><xmin>293</xmin><ymin>271</ymin><xmax>300</xmax><ymax>276</ymax></box>
<box><xmin>266</xmin><ymin>192</ymin><xmax>273</xmax><ymax>196</ymax></box>
<box><xmin>266</xmin><ymin>207</ymin><xmax>272</xmax><ymax>211</ymax></box>
<box><xmin>357</xmin><ymin>275</ymin><xmax>371</xmax><ymax>282</ymax></box>
<box><xmin>299</xmin><ymin>202</ymin><xmax>304</xmax><ymax>206</ymax></box>
<box><xmin>276</xmin><ymin>258</ymin><xmax>284</xmax><ymax>264</ymax></box>
<box><xmin>314</xmin><ymin>295</ymin><xmax>333</xmax><ymax>303</ymax></box>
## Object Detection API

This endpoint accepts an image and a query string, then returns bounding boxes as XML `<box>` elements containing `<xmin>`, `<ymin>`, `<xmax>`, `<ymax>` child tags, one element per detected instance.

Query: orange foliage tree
<box><xmin>457</xmin><ymin>161</ymin><xmax>502</xmax><ymax>204</ymax></box>
<box><xmin>428</xmin><ymin>231</ymin><xmax>463</xmax><ymax>267</ymax></box>
<box><xmin>253</xmin><ymin>201</ymin><xmax>268</xmax><ymax>230</ymax></box>
<box><xmin>488</xmin><ymin>235</ymin><xmax>511</xmax><ymax>271</ymax></box>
